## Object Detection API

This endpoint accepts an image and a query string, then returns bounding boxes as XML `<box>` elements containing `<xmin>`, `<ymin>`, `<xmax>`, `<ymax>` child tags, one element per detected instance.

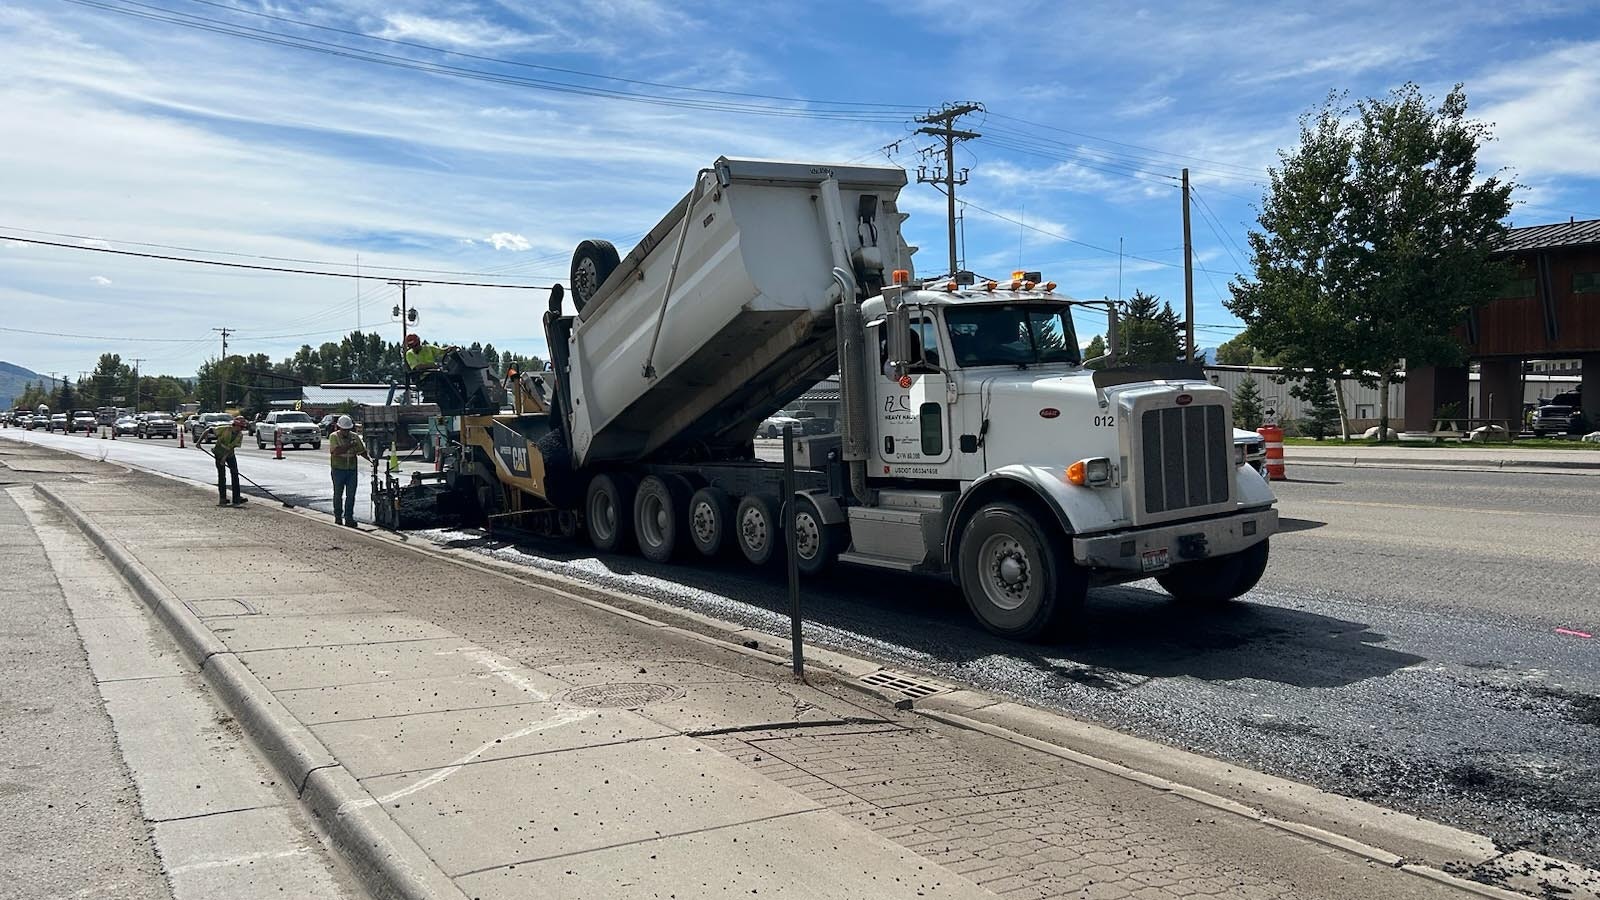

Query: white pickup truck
<box><xmin>256</xmin><ymin>411</ymin><xmax>322</xmax><ymax>450</ymax></box>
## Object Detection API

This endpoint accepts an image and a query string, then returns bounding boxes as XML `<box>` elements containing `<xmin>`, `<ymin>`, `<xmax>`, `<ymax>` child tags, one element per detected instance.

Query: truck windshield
<box><xmin>278</xmin><ymin>413</ymin><xmax>313</xmax><ymax>423</ymax></box>
<box><xmin>946</xmin><ymin>304</ymin><xmax>1081</xmax><ymax>367</ymax></box>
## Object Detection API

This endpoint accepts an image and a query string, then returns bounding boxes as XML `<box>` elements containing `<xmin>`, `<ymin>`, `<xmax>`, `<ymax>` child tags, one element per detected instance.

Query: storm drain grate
<box><xmin>561</xmin><ymin>682</ymin><xmax>681</xmax><ymax>709</ymax></box>
<box><xmin>860</xmin><ymin>669</ymin><xmax>945</xmax><ymax>700</ymax></box>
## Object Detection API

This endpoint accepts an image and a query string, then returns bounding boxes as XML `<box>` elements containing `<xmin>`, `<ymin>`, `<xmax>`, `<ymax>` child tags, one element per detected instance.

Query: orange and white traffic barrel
<box><xmin>1257</xmin><ymin>425</ymin><xmax>1286</xmax><ymax>481</ymax></box>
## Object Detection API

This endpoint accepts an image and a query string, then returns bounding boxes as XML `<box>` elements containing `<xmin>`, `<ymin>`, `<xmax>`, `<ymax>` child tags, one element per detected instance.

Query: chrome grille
<box><xmin>1140</xmin><ymin>405</ymin><xmax>1230</xmax><ymax>515</ymax></box>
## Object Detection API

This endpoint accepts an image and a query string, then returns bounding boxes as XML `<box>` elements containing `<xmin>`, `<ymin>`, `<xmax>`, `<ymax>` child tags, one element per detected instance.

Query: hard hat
<box><xmin>337</xmin><ymin>415</ymin><xmax>354</xmax><ymax>430</ymax></box>
<box><xmin>404</xmin><ymin>333</ymin><xmax>421</xmax><ymax>348</ymax></box>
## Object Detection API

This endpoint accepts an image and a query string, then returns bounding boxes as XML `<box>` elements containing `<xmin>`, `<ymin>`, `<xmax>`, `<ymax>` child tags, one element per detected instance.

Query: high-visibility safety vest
<box><xmin>212</xmin><ymin>425</ymin><xmax>242</xmax><ymax>460</ymax></box>
<box><xmin>405</xmin><ymin>344</ymin><xmax>443</xmax><ymax>370</ymax></box>
<box><xmin>329</xmin><ymin>430</ymin><xmax>368</xmax><ymax>470</ymax></box>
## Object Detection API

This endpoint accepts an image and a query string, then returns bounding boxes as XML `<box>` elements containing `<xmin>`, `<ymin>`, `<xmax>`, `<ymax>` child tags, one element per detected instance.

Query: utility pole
<box><xmin>130</xmin><ymin>357</ymin><xmax>145</xmax><ymax>411</ymax></box>
<box><xmin>213</xmin><ymin>327</ymin><xmax>234</xmax><ymax>409</ymax></box>
<box><xmin>389</xmin><ymin>279</ymin><xmax>420</xmax><ymax>351</ymax></box>
<box><xmin>915</xmin><ymin>101</ymin><xmax>984</xmax><ymax>279</ymax></box>
<box><xmin>1181</xmin><ymin>168</ymin><xmax>1195</xmax><ymax>362</ymax></box>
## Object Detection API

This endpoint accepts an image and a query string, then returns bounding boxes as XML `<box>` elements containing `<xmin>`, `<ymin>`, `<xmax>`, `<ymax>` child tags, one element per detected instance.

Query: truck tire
<box><xmin>1156</xmin><ymin>538</ymin><xmax>1270</xmax><ymax>605</ymax></box>
<box><xmin>688</xmin><ymin>486</ymin><xmax>734</xmax><ymax>557</ymax></box>
<box><xmin>569</xmin><ymin>239</ymin><xmax>620</xmax><ymax>314</ymax></box>
<box><xmin>586</xmin><ymin>473</ymin><xmax>636</xmax><ymax>553</ymax></box>
<box><xmin>793</xmin><ymin>495</ymin><xmax>842</xmax><ymax>576</ymax></box>
<box><xmin>735</xmin><ymin>494</ymin><xmax>781</xmax><ymax>566</ymax></box>
<box><xmin>957</xmin><ymin>502</ymin><xmax>1083</xmax><ymax>640</ymax></box>
<box><xmin>634</xmin><ymin>475</ymin><xmax>689</xmax><ymax>563</ymax></box>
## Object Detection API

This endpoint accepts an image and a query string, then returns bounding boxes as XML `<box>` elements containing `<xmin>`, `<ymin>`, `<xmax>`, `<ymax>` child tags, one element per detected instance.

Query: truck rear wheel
<box><xmin>1156</xmin><ymin>538</ymin><xmax>1270</xmax><ymax>605</ymax></box>
<box><xmin>688</xmin><ymin>486</ymin><xmax>733</xmax><ymax>557</ymax></box>
<box><xmin>793</xmin><ymin>495</ymin><xmax>842</xmax><ymax>576</ymax></box>
<box><xmin>634</xmin><ymin>475</ymin><xmax>689</xmax><ymax>563</ymax></box>
<box><xmin>735</xmin><ymin>494</ymin><xmax>780</xmax><ymax>566</ymax></box>
<box><xmin>569</xmin><ymin>239</ymin><xmax>620</xmax><ymax>313</ymax></box>
<box><xmin>585</xmin><ymin>473</ymin><xmax>636</xmax><ymax>553</ymax></box>
<box><xmin>957</xmin><ymin>502</ymin><xmax>1083</xmax><ymax>640</ymax></box>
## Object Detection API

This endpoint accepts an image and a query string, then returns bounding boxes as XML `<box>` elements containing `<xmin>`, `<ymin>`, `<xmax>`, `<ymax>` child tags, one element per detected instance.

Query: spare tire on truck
<box><xmin>569</xmin><ymin>239</ymin><xmax>620</xmax><ymax>314</ymax></box>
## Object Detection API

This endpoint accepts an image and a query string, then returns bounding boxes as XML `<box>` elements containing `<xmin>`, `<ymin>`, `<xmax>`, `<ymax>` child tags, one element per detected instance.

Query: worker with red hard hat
<box><xmin>403</xmin><ymin>333</ymin><xmax>445</xmax><ymax>372</ymax></box>
<box><xmin>212</xmin><ymin>415</ymin><xmax>249</xmax><ymax>507</ymax></box>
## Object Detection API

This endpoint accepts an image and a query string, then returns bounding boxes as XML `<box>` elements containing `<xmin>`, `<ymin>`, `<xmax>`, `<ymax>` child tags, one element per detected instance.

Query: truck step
<box><xmin>837</xmin><ymin>551</ymin><xmax>921</xmax><ymax>573</ymax></box>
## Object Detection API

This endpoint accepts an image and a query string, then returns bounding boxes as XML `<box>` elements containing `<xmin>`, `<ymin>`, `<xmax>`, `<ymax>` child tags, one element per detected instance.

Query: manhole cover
<box><xmin>562</xmin><ymin>682</ymin><xmax>680</xmax><ymax>709</ymax></box>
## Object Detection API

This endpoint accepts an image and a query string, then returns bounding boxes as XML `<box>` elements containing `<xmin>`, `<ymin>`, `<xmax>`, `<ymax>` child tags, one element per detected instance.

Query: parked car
<box><xmin>138</xmin><ymin>413</ymin><xmax>178</xmax><ymax>439</ymax></box>
<box><xmin>69</xmin><ymin>410</ymin><xmax>97</xmax><ymax>433</ymax></box>
<box><xmin>48</xmin><ymin>413</ymin><xmax>68</xmax><ymax>432</ymax></box>
<box><xmin>113</xmin><ymin>416</ymin><xmax>140</xmax><ymax>436</ymax></box>
<box><xmin>189</xmin><ymin>412</ymin><xmax>234</xmax><ymax>444</ymax></box>
<box><xmin>758</xmin><ymin>410</ymin><xmax>802</xmax><ymax>438</ymax></box>
<box><xmin>257</xmin><ymin>411</ymin><xmax>322</xmax><ymax>450</ymax></box>
<box><xmin>788</xmin><ymin>409</ymin><xmax>835</xmax><ymax>435</ymax></box>
<box><xmin>1530</xmin><ymin>389</ymin><xmax>1587</xmax><ymax>437</ymax></box>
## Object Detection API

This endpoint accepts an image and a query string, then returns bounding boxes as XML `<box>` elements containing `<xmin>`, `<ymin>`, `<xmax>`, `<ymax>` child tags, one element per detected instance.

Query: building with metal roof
<box><xmin>1406</xmin><ymin>218</ymin><xmax>1600</xmax><ymax>433</ymax></box>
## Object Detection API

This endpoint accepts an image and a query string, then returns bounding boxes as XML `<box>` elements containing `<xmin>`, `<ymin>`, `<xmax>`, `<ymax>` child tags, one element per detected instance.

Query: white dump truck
<box><xmin>449</xmin><ymin>157</ymin><xmax>1277</xmax><ymax>639</ymax></box>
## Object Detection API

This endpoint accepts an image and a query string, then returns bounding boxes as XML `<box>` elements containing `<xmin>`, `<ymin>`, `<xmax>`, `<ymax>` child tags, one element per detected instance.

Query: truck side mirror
<box><xmin>886</xmin><ymin>304</ymin><xmax>913</xmax><ymax>373</ymax></box>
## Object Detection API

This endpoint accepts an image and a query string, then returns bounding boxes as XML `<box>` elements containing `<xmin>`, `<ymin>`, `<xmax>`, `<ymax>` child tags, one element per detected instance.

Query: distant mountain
<box><xmin>0</xmin><ymin>361</ymin><xmax>53</xmax><ymax>409</ymax></box>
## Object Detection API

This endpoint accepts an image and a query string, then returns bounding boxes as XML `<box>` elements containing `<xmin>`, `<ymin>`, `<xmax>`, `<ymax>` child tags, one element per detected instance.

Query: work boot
<box><xmin>217</xmin><ymin>499</ymin><xmax>229</xmax><ymax>507</ymax></box>
<box><xmin>343</xmin><ymin>520</ymin><xmax>358</xmax><ymax>528</ymax></box>
<box><xmin>334</xmin><ymin>516</ymin><xmax>345</xmax><ymax>526</ymax></box>
<box><xmin>232</xmin><ymin>497</ymin><xmax>248</xmax><ymax>506</ymax></box>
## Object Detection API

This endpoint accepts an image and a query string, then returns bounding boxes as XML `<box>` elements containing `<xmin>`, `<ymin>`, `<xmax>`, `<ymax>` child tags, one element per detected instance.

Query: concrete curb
<box><xmin>1284</xmin><ymin>453</ymin><xmax>1600</xmax><ymax>475</ymax></box>
<box><xmin>34</xmin><ymin>483</ymin><xmax>470</xmax><ymax>900</ymax></box>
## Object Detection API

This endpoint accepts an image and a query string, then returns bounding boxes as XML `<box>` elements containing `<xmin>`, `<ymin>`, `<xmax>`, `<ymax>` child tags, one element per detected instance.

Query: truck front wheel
<box><xmin>793</xmin><ymin>496</ymin><xmax>842</xmax><ymax>576</ymax></box>
<box><xmin>1156</xmin><ymin>538</ymin><xmax>1269</xmax><ymax>605</ymax></box>
<box><xmin>957</xmin><ymin>503</ymin><xmax>1083</xmax><ymax>640</ymax></box>
<box><xmin>586</xmin><ymin>473</ymin><xmax>636</xmax><ymax>553</ymax></box>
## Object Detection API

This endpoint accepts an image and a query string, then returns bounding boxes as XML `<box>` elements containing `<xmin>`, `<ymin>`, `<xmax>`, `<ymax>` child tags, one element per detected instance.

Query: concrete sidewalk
<box><xmin>29</xmin><ymin>462</ymin><xmax>1582</xmax><ymax>899</ymax></box>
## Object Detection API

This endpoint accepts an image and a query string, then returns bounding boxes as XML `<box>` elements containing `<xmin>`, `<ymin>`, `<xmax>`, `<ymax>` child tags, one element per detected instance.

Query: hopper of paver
<box><xmin>560</xmin><ymin>157</ymin><xmax>914</xmax><ymax>467</ymax></box>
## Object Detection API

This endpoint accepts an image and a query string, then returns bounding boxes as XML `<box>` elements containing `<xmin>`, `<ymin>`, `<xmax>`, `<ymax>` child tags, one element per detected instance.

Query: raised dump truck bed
<box><xmin>563</xmin><ymin>157</ymin><xmax>913</xmax><ymax>467</ymax></box>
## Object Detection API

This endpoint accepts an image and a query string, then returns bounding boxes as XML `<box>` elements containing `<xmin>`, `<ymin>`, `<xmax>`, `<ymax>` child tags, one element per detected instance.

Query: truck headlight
<box><xmin>1066</xmin><ymin>456</ymin><xmax>1113</xmax><ymax>487</ymax></box>
<box><xmin>1235</xmin><ymin>444</ymin><xmax>1248</xmax><ymax>467</ymax></box>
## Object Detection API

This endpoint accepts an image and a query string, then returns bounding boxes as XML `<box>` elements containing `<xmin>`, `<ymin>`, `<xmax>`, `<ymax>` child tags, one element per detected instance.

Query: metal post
<box><xmin>782</xmin><ymin>424</ymin><xmax>803</xmax><ymax>679</ymax></box>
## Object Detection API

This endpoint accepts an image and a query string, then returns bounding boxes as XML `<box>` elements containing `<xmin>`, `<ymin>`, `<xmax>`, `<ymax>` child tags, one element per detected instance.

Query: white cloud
<box><xmin>485</xmin><ymin>232</ymin><xmax>532</xmax><ymax>251</ymax></box>
<box><xmin>1475</xmin><ymin>41</ymin><xmax>1600</xmax><ymax>182</ymax></box>
<box><xmin>89</xmin><ymin>275</ymin><xmax>112</xmax><ymax>285</ymax></box>
<box><xmin>373</xmin><ymin>13</ymin><xmax>533</xmax><ymax>49</ymax></box>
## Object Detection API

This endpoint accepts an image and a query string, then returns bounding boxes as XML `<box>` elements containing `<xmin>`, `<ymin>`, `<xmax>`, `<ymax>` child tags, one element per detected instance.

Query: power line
<box><xmin>61</xmin><ymin>0</ymin><xmax>914</xmax><ymax>123</ymax></box>
<box><xmin>0</xmin><ymin>325</ymin><xmax>215</xmax><ymax>343</ymax></box>
<box><xmin>0</xmin><ymin>225</ymin><xmax>555</xmax><ymax>279</ymax></box>
<box><xmin>0</xmin><ymin>234</ymin><xmax>552</xmax><ymax>288</ymax></box>
<box><xmin>172</xmin><ymin>0</ymin><xmax>923</xmax><ymax>111</ymax></box>
<box><xmin>959</xmin><ymin>199</ymin><xmax>1241</xmax><ymax>277</ymax></box>
<box><xmin>986</xmin><ymin>111</ymin><xmax>1268</xmax><ymax>179</ymax></box>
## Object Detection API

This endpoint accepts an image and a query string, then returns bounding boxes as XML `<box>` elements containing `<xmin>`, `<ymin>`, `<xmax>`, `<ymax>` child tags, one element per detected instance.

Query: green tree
<box><xmin>1292</xmin><ymin>376</ymin><xmax>1341</xmax><ymax>440</ymax></box>
<box><xmin>1081</xmin><ymin>334</ymin><xmax>1106</xmax><ymax>369</ymax></box>
<box><xmin>54</xmin><ymin>377</ymin><xmax>79</xmax><ymax>411</ymax></box>
<box><xmin>1117</xmin><ymin>290</ymin><xmax>1182</xmax><ymax>365</ymax></box>
<box><xmin>1228</xmin><ymin>84</ymin><xmax>1515</xmax><ymax>443</ymax></box>
<box><xmin>1216</xmin><ymin>332</ymin><xmax>1266</xmax><ymax>366</ymax></box>
<box><xmin>1233</xmin><ymin>376</ymin><xmax>1264</xmax><ymax>430</ymax></box>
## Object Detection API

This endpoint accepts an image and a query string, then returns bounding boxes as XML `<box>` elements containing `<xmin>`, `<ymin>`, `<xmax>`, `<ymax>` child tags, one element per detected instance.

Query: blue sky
<box><xmin>2</xmin><ymin>0</ymin><xmax>1597</xmax><ymax>378</ymax></box>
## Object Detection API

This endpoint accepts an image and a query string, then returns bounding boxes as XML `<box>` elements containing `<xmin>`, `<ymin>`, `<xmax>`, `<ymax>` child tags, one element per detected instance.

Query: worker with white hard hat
<box><xmin>328</xmin><ymin>414</ymin><xmax>371</xmax><ymax>527</ymax></box>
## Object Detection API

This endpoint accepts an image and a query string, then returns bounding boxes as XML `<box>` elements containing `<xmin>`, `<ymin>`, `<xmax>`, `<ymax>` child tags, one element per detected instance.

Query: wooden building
<box><xmin>1406</xmin><ymin>218</ymin><xmax>1600</xmax><ymax>431</ymax></box>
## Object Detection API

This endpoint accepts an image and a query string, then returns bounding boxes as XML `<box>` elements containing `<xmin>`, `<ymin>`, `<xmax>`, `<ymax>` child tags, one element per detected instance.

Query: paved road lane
<box><xmin>0</xmin><ymin>427</ymin><xmax>416</xmax><ymax>522</ymax></box>
<box><xmin>10</xmin><ymin>427</ymin><xmax>1597</xmax><ymax>867</ymax></box>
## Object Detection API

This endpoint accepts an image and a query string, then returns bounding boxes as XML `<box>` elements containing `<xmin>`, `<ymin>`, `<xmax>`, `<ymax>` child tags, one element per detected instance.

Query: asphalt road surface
<box><xmin>8</xmin><ymin>427</ymin><xmax>1597</xmax><ymax>867</ymax></box>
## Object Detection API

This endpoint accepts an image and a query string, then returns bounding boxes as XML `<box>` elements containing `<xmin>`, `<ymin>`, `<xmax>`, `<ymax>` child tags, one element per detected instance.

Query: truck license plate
<box><xmin>1140</xmin><ymin>548</ymin><xmax>1170</xmax><ymax>572</ymax></box>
